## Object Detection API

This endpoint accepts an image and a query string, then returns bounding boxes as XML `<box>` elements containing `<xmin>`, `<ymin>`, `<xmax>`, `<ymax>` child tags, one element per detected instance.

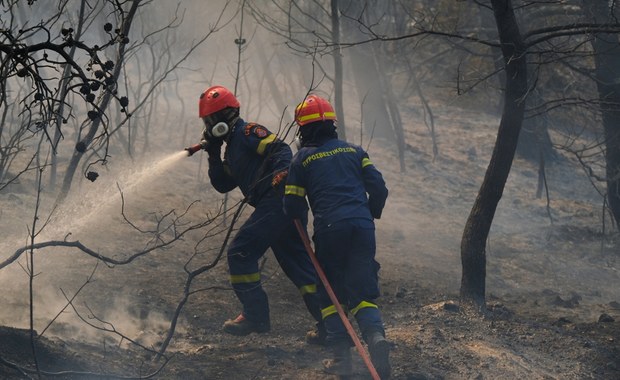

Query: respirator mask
<box><xmin>202</xmin><ymin>109</ymin><xmax>230</xmax><ymax>142</ymax></box>
<box><xmin>203</xmin><ymin>121</ymin><xmax>229</xmax><ymax>140</ymax></box>
<box><xmin>202</xmin><ymin>107</ymin><xmax>241</xmax><ymax>142</ymax></box>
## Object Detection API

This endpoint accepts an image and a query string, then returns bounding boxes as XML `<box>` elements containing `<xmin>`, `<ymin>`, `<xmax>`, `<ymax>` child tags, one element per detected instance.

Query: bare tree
<box><xmin>57</xmin><ymin>0</ymin><xmax>142</xmax><ymax>203</ymax></box>
<box><xmin>582</xmin><ymin>1</ymin><xmax>620</xmax><ymax>227</ymax></box>
<box><xmin>248</xmin><ymin>0</ymin><xmax>350</xmax><ymax>138</ymax></box>
<box><xmin>330</xmin><ymin>0</ymin><xmax>346</xmax><ymax>141</ymax></box>
<box><xmin>336</xmin><ymin>1</ymin><xmax>393</xmax><ymax>142</ymax></box>
<box><xmin>1</xmin><ymin>0</ymin><xmax>135</xmax><ymax>197</ymax></box>
<box><xmin>1</xmin><ymin>0</ymin><xmax>238</xmax><ymax>375</ymax></box>
<box><xmin>460</xmin><ymin>0</ymin><xmax>528</xmax><ymax>312</ymax></box>
<box><xmin>339</xmin><ymin>0</ymin><xmax>620</xmax><ymax>311</ymax></box>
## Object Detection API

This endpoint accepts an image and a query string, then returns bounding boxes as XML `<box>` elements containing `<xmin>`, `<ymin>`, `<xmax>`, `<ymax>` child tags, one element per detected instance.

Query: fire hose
<box><xmin>185</xmin><ymin>140</ymin><xmax>209</xmax><ymax>156</ymax></box>
<box><xmin>293</xmin><ymin>219</ymin><xmax>381</xmax><ymax>380</ymax></box>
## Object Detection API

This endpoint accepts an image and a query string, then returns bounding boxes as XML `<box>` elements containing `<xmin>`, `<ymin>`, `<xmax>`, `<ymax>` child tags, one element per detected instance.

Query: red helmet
<box><xmin>295</xmin><ymin>94</ymin><xmax>337</xmax><ymax>126</ymax></box>
<box><xmin>198</xmin><ymin>85</ymin><xmax>240</xmax><ymax>118</ymax></box>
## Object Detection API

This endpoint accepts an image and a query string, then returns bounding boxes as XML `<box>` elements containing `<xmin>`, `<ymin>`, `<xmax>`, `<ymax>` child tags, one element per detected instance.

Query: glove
<box><xmin>271</xmin><ymin>170</ymin><xmax>288</xmax><ymax>188</ymax></box>
<box><xmin>369</xmin><ymin>198</ymin><xmax>383</xmax><ymax>219</ymax></box>
<box><xmin>206</xmin><ymin>139</ymin><xmax>223</xmax><ymax>160</ymax></box>
<box><xmin>184</xmin><ymin>140</ymin><xmax>209</xmax><ymax>156</ymax></box>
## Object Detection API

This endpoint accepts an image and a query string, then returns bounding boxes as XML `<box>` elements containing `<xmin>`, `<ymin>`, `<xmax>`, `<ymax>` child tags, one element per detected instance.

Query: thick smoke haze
<box><xmin>0</xmin><ymin>3</ymin><xmax>618</xmax><ymax>375</ymax></box>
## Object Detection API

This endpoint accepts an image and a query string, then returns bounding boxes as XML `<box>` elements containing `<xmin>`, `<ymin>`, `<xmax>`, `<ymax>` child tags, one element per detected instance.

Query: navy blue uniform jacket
<box><xmin>208</xmin><ymin>118</ymin><xmax>290</xmax><ymax>206</ymax></box>
<box><xmin>283</xmin><ymin>138</ymin><xmax>388</xmax><ymax>233</ymax></box>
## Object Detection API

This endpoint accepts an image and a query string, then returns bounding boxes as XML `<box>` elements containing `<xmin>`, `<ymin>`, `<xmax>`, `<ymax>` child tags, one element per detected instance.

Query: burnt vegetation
<box><xmin>1</xmin><ymin>1</ymin><xmax>619</xmax><ymax>379</ymax></box>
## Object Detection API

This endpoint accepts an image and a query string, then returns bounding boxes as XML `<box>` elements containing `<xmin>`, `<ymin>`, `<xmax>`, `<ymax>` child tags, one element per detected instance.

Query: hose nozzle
<box><xmin>184</xmin><ymin>140</ymin><xmax>209</xmax><ymax>156</ymax></box>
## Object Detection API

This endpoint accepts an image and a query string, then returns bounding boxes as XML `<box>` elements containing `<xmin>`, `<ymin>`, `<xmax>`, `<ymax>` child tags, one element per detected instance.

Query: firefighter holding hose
<box><xmin>283</xmin><ymin>94</ymin><xmax>391</xmax><ymax>378</ymax></box>
<box><xmin>185</xmin><ymin>85</ymin><xmax>326</xmax><ymax>344</ymax></box>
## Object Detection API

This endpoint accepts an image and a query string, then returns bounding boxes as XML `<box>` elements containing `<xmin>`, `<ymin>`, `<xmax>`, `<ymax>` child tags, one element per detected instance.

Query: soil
<box><xmin>0</xmin><ymin>104</ymin><xmax>619</xmax><ymax>379</ymax></box>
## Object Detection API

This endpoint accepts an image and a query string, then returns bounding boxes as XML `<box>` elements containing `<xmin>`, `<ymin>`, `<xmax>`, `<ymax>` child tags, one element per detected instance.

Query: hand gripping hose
<box><xmin>293</xmin><ymin>219</ymin><xmax>381</xmax><ymax>380</ymax></box>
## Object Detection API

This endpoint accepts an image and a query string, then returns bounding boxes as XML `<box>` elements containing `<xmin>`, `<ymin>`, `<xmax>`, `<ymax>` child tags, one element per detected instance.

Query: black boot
<box><xmin>367</xmin><ymin>331</ymin><xmax>391</xmax><ymax>379</ymax></box>
<box><xmin>323</xmin><ymin>341</ymin><xmax>352</xmax><ymax>376</ymax></box>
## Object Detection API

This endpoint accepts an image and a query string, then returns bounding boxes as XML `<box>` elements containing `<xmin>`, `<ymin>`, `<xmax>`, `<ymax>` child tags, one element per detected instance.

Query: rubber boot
<box><xmin>323</xmin><ymin>341</ymin><xmax>352</xmax><ymax>376</ymax></box>
<box><xmin>367</xmin><ymin>331</ymin><xmax>391</xmax><ymax>379</ymax></box>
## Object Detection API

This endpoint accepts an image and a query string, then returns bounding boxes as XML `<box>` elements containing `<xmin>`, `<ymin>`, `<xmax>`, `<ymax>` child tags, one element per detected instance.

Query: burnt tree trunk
<box><xmin>513</xmin><ymin>6</ymin><xmax>555</xmax><ymax>164</ymax></box>
<box><xmin>371</xmin><ymin>43</ymin><xmax>405</xmax><ymax>171</ymax></box>
<box><xmin>330</xmin><ymin>0</ymin><xmax>347</xmax><ymax>141</ymax></box>
<box><xmin>584</xmin><ymin>1</ymin><xmax>620</xmax><ymax>227</ymax></box>
<box><xmin>50</xmin><ymin>0</ymin><xmax>87</xmax><ymax>189</ymax></box>
<box><xmin>460</xmin><ymin>0</ymin><xmax>528</xmax><ymax>312</ymax></box>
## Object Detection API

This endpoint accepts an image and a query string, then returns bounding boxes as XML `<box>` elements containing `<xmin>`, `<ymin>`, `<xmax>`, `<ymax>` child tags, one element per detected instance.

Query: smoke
<box><xmin>1</xmin><ymin>1</ymin><xmax>618</xmax><ymax>359</ymax></box>
<box><xmin>0</xmin><ymin>150</ymin><xmax>202</xmax><ymax>345</ymax></box>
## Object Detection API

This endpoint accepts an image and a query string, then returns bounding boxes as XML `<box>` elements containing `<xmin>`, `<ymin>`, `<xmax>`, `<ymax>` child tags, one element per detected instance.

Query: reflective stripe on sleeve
<box><xmin>257</xmin><ymin>134</ymin><xmax>277</xmax><ymax>155</ymax></box>
<box><xmin>230</xmin><ymin>272</ymin><xmax>261</xmax><ymax>284</ymax></box>
<box><xmin>362</xmin><ymin>157</ymin><xmax>373</xmax><ymax>168</ymax></box>
<box><xmin>285</xmin><ymin>185</ymin><xmax>306</xmax><ymax>197</ymax></box>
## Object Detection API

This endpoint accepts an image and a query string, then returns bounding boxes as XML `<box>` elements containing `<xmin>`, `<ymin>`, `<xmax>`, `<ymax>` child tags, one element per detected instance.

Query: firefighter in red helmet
<box><xmin>187</xmin><ymin>85</ymin><xmax>326</xmax><ymax>343</ymax></box>
<box><xmin>283</xmin><ymin>94</ymin><xmax>391</xmax><ymax>378</ymax></box>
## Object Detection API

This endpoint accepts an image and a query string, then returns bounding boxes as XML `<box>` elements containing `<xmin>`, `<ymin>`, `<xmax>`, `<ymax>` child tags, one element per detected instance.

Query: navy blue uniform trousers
<box><xmin>227</xmin><ymin>192</ymin><xmax>319</xmax><ymax>324</ymax></box>
<box><xmin>313</xmin><ymin>218</ymin><xmax>384</xmax><ymax>344</ymax></box>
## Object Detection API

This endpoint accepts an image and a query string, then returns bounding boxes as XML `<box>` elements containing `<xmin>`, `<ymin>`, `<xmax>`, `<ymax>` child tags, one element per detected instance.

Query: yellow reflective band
<box><xmin>321</xmin><ymin>305</ymin><xmax>337</xmax><ymax>319</ymax></box>
<box><xmin>299</xmin><ymin>284</ymin><xmax>317</xmax><ymax>295</ymax></box>
<box><xmin>362</xmin><ymin>157</ymin><xmax>373</xmax><ymax>168</ymax></box>
<box><xmin>230</xmin><ymin>272</ymin><xmax>261</xmax><ymax>284</ymax></box>
<box><xmin>350</xmin><ymin>301</ymin><xmax>378</xmax><ymax>316</ymax></box>
<box><xmin>297</xmin><ymin>112</ymin><xmax>320</xmax><ymax>122</ymax></box>
<box><xmin>297</xmin><ymin>111</ymin><xmax>336</xmax><ymax>123</ymax></box>
<box><xmin>285</xmin><ymin>185</ymin><xmax>306</xmax><ymax>197</ymax></box>
<box><xmin>257</xmin><ymin>134</ymin><xmax>277</xmax><ymax>155</ymax></box>
<box><xmin>321</xmin><ymin>304</ymin><xmax>347</xmax><ymax>319</ymax></box>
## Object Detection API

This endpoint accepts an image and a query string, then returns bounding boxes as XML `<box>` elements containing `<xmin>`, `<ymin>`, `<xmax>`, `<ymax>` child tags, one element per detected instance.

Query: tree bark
<box><xmin>460</xmin><ymin>0</ymin><xmax>528</xmax><ymax>312</ymax></box>
<box><xmin>516</xmin><ymin>90</ymin><xmax>555</xmax><ymax>163</ymax></box>
<box><xmin>330</xmin><ymin>0</ymin><xmax>346</xmax><ymax>141</ymax></box>
<box><xmin>371</xmin><ymin>43</ymin><xmax>405</xmax><ymax>171</ymax></box>
<box><xmin>583</xmin><ymin>1</ymin><xmax>620</xmax><ymax>226</ymax></box>
<box><xmin>50</xmin><ymin>0</ymin><xmax>88</xmax><ymax>189</ymax></box>
<box><xmin>513</xmin><ymin>5</ymin><xmax>557</xmax><ymax>164</ymax></box>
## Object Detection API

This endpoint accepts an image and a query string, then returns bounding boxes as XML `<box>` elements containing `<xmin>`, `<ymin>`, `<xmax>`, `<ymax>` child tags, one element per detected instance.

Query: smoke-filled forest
<box><xmin>1</xmin><ymin>1</ymin><xmax>619</xmax><ymax>379</ymax></box>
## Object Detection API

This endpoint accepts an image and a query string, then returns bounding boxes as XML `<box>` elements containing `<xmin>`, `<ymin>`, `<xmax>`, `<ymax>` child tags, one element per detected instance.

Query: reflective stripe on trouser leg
<box><xmin>271</xmin><ymin>211</ymin><xmax>322</xmax><ymax>324</ymax></box>
<box><xmin>352</xmin><ymin>301</ymin><xmax>385</xmax><ymax>341</ymax></box>
<box><xmin>300</xmin><ymin>284</ymin><xmax>322</xmax><ymax>323</ymax></box>
<box><xmin>321</xmin><ymin>304</ymin><xmax>351</xmax><ymax>345</ymax></box>
<box><xmin>227</xmin><ymin>245</ymin><xmax>270</xmax><ymax>323</ymax></box>
<box><xmin>226</xmin><ymin>199</ymin><xmax>281</xmax><ymax>324</ymax></box>
<box><xmin>228</xmin><ymin>268</ymin><xmax>269</xmax><ymax>323</ymax></box>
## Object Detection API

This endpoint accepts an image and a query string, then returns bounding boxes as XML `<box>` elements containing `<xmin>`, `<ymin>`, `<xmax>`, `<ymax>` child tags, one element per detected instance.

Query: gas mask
<box><xmin>203</xmin><ymin>121</ymin><xmax>229</xmax><ymax>140</ymax></box>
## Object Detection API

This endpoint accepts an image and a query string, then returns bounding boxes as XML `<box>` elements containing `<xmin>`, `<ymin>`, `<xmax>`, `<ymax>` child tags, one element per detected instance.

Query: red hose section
<box><xmin>293</xmin><ymin>219</ymin><xmax>380</xmax><ymax>380</ymax></box>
